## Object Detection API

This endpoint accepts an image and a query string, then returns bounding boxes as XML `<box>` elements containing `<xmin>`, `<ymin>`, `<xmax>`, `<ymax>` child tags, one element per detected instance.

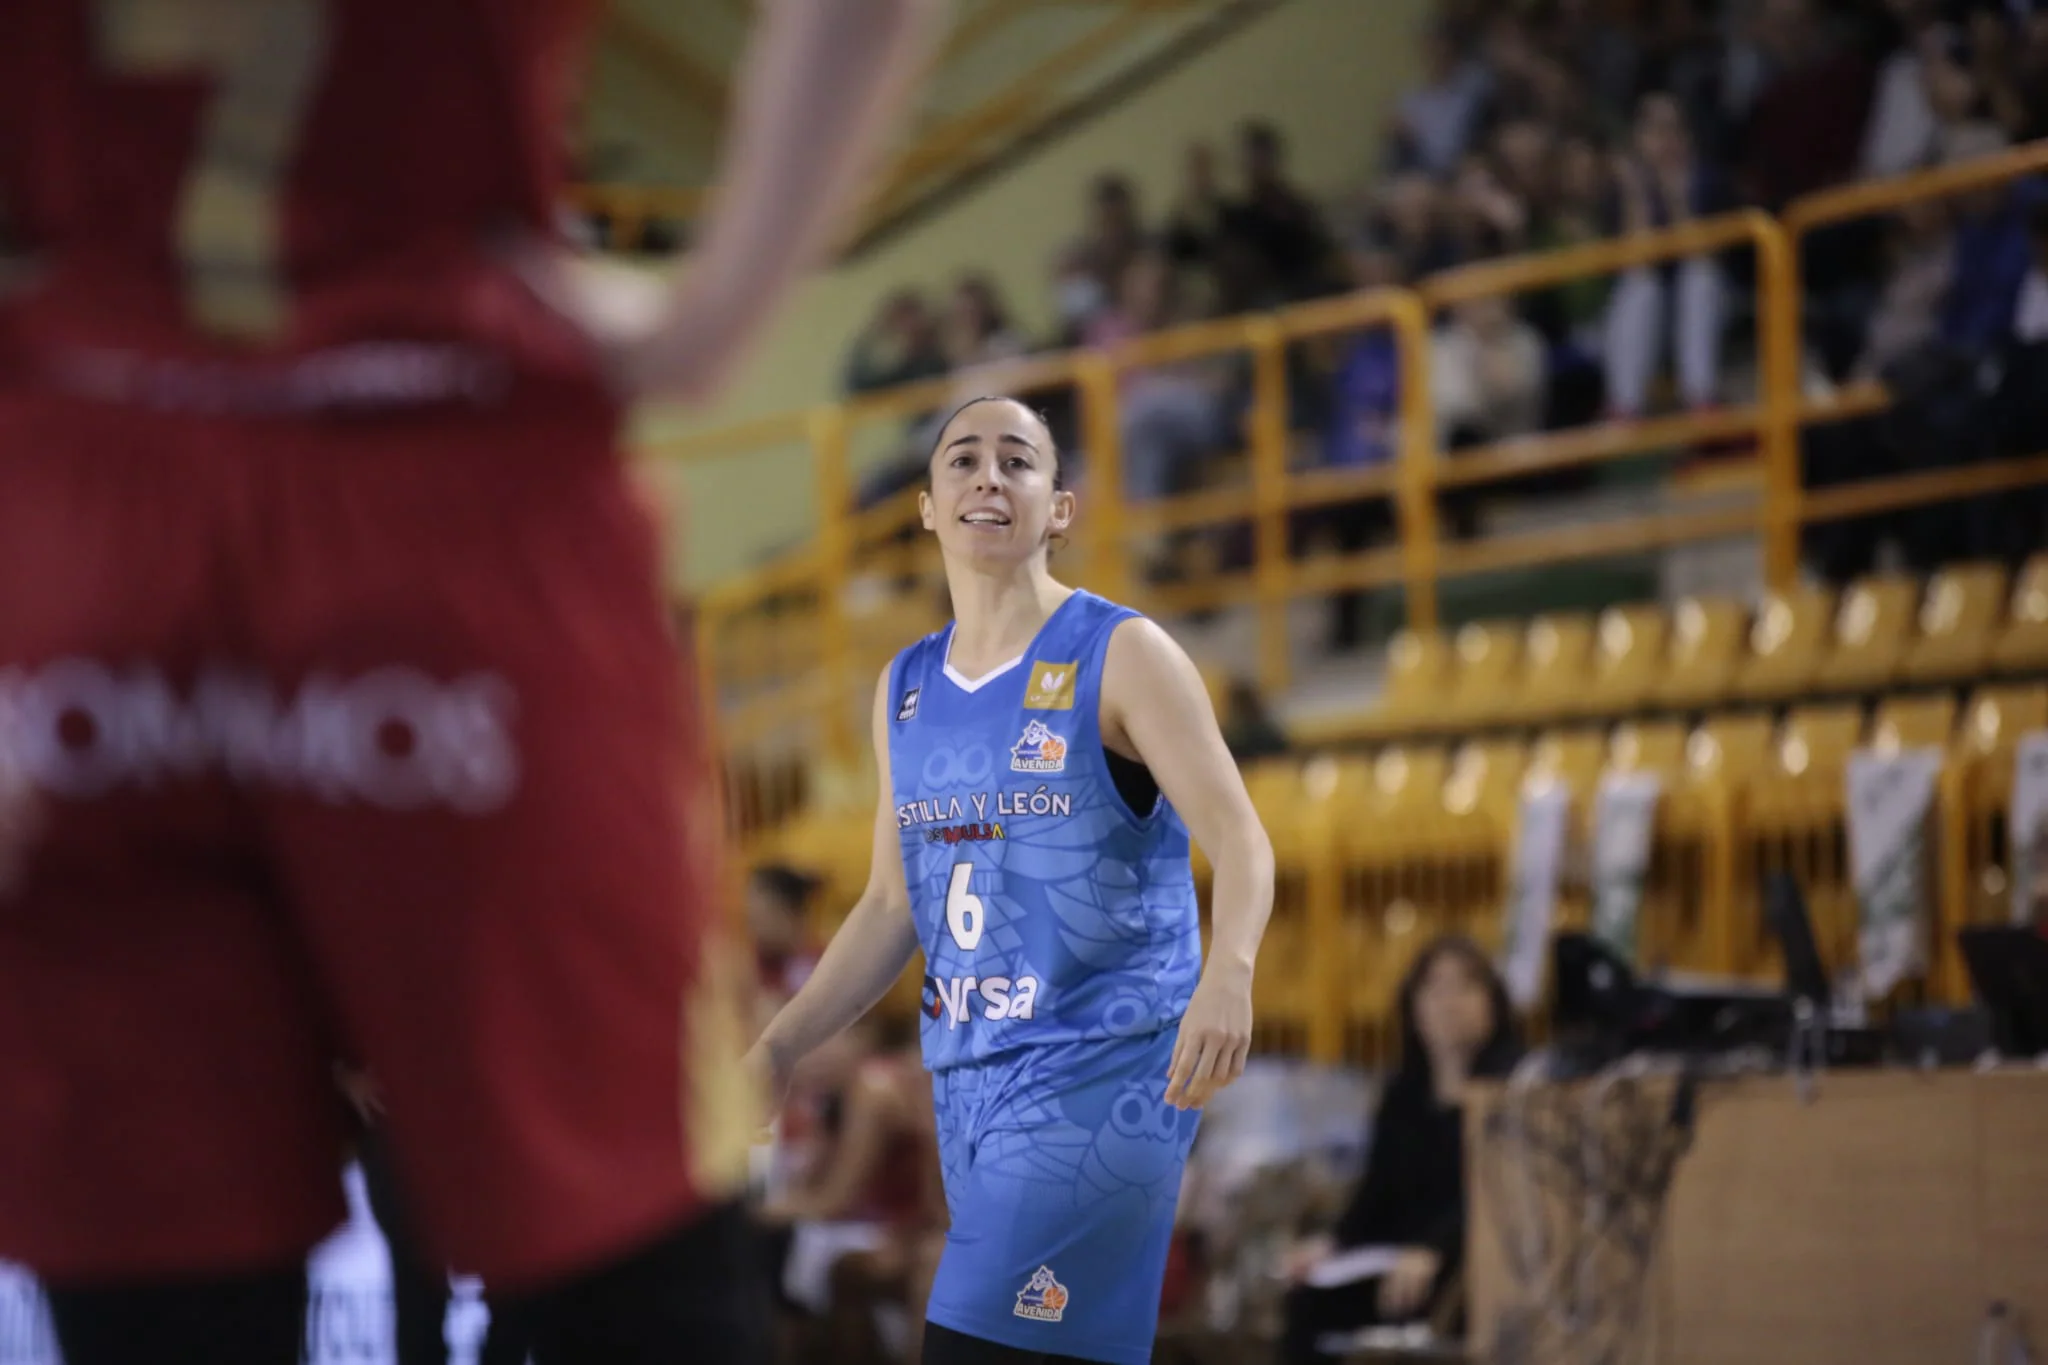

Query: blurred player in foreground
<box><xmin>0</xmin><ymin>1</ymin><xmax>946</xmax><ymax>1362</ymax></box>
<box><xmin>750</xmin><ymin>396</ymin><xmax>1274</xmax><ymax>1364</ymax></box>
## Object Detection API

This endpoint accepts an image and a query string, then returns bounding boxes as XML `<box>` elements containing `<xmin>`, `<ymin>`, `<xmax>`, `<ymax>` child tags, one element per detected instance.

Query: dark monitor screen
<box><xmin>1958</xmin><ymin>926</ymin><xmax>2048</xmax><ymax>1059</ymax></box>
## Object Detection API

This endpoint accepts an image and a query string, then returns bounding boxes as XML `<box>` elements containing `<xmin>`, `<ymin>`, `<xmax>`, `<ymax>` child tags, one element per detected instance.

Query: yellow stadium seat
<box><xmin>1992</xmin><ymin>555</ymin><xmax>2048</xmax><ymax>674</ymax></box>
<box><xmin>1443</xmin><ymin>739</ymin><xmax>1527</xmax><ymax>816</ymax></box>
<box><xmin>1376</xmin><ymin>630</ymin><xmax>1450</xmax><ymax>726</ymax></box>
<box><xmin>1733</xmin><ymin>585</ymin><xmax>1836</xmax><ymax>700</ymax></box>
<box><xmin>1688</xmin><ymin>713</ymin><xmax>1775</xmax><ymax>783</ymax></box>
<box><xmin>1777</xmin><ymin>703</ymin><xmax>1867</xmax><ymax>777</ymax></box>
<box><xmin>1652</xmin><ymin>598</ymin><xmax>1747</xmax><ymax>710</ymax></box>
<box><xmin>1365</xmin><ymin>744</ymin><xmax>1451</xmax><ymax>815</ymax></box>
<box><xmin>1609</xmin><ymin>720</ymin><xmax>1688</xmax><ymax>776</ymax></box>
<box><xmin>1580</xmin><ymin>605</ymin><xmax>1669</xmax><ymax>715</ymax></box>
<box><xmin>1871</xmin><ymin>694</ymin><xmax>1958</xmax><ymax>753</ymax></box>
<box><xmin>1903</xmin><ymin>562</ymin><xmax>2008</xmax><ymax>683</ymax></box>
<box><xmin>1444</xmin><ymin>622</ymin><xmax>1523</xmax><ymax>725</ymax></box>
<box><xmin>1514</xmin><ymin>614</ymin><xmax>1595</xmax><ymax>720</ymax></box>
<box><xmin>1526</xmin><ymin>729</ymin><xmax>1607</xmax><ymax>795</ymax></box>
<box><xmin>1957</xmin><ymin>685</ymin><xmax>2048</xmax><ymax>757</ymax></box>
<box><xmin>1812</xmin><ymin>575</ymin><xmax>1916</xmax><ymax>692</ymax></box>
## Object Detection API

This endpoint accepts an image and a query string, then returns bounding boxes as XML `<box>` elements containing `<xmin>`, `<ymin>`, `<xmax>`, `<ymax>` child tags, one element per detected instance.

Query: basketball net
<box><xmin>1476</xmin><ymin>1051</ymin><xmax>1701</xmax><ymax>1365</ymax></box>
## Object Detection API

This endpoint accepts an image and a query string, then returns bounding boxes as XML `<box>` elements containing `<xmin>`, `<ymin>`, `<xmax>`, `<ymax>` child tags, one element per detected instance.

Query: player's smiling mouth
<box><xmin>960</xmin><ymin>508</ymin><xmax>1012</xmax><ymax>528</ymax></box>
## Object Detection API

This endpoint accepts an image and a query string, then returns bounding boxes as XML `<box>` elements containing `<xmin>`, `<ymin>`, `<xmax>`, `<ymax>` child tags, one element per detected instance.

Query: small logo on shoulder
<box><xmin>1009</xmin><ymin>720</ymin><xmax>1068</xmax><ymax>773</ymax></box>
<box><xmin>1014</xmin><ymin>1265</ymin><xmax>1069</xmax><ymax>1322</ymax></box>
<box><xmin>1024</xmin><ymin>661</ymin><xmax>1077</xmax><ymax>711</ymax></box>
<box><xmin>897</xmin><ymin>687</ymin><xmax>920</xmax><ymax>722</ymax></box>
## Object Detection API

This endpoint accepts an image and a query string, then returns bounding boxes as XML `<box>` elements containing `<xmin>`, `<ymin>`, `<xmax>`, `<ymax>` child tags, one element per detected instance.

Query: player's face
<box><xmin>1411</xmin><ymin>949</ymin><xmax>1495</xmax><ymax>1059</ymax></box>
<box><xmin>920</xmin><ymin>403</ymin><xmax>1073</xmax><ymax>564</ymax></box>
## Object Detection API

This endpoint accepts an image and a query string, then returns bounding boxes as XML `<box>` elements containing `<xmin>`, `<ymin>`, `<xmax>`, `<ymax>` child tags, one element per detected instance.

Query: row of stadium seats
<box><xmin>1261</xmin><ymin>683</ymin><xmax>2045</xmax><ymax>825</ymax></box>
<box><xmin>1315</xmin><ymin>556</ymin><xmax>2048</xmax><ymax>740</ymax></box>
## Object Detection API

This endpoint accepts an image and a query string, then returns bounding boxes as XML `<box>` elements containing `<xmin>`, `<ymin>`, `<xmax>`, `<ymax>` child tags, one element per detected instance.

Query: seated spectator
<box><xmin>843</xmin><ymin>290</ymin><xmax>948</xmax><ymax>396</ymax></box>
<box><xmin>1391</xmin><ymin>19</ymin><xmax>1493</xmax><ymax>177</ymax></box>
<box><xmin>1053</xmin><ymin>241</ymin><xmax>1111</xmax><ymax>347</ymax></box>
<box><xmin>1374</xmin><ymin>173</ymin><xmax>1462</xmax><ymax>281</ymax></box>
<box><xmin>941</xmin><ymin>273</ymin><xmax>1027</xmax><ymax>373</ymax></box>
<box><xmin>1165</xmin><ymin>141</ymin><xmax>1228</xmax><ymax>273</ymax></box>
<box><xmin>1604</xmin><ymin>91</ymin><xmax>1729</xmax><ymax>418</ymax></box>
<box><xmin>1444</xmin><ymin>153</ymin><xmax>1528</xmax><ymax>261</ymax></box>
<box><xmin>1940</xmin><ymin>124</ymin><xmax>2043</xmax><ymax>352</ymax></box>
<box><xmin>1087</xmin><ymin>249</ymin><xmax>1229</xmax><ymax>511</ymax></box>
<box><xmin>1315</xmin><ymin>246</ymin><xmax>1405</xmax><ymax>650</ymax></box>
<box><xmin>1434</xmin><ymin>293</ymin><xmax>1547</xmax><ymax>447</ymax></box>
<box><xmin>1638</xmin><ymin>0</ymin><xmax>1738</xmax><ymax>167</ymax></box>
<box><xmin>1542</xmin><ymin>0</ymin><xmax>1642</xmax><ymax>128</ymax></box>
<box><xmin>2018</xmin><ymin>199</ymin><xmax>2048</xmax><ymax>346</ymax></box>
<box><xmin>1071</xmin><ymin>173</ymin><xmax>1150</xmax><ymax>318</ymax></box>
<box><xmin>761</xmin><ymin>1014</ymin><xmax>944</xmax><ymax>1365</ymax></box>
<box><xmin>1853</xmin><ymin>198</ymin><xmax>1954</xmax><ymax>381</ymax></box>
<box><xmin>1477</xmin><ymin>10</ymin><xmax>1570</xmax><ymax>132</ymax></box>
<box><xmin>1222</xmin><ymin>122</ymin><xmax>1339</xmax><ymax>302</ymax></box>
<box><xmin>1859</xmin><ymin>0</ymin><xmax>1945</xmax><ymax>180</ymax></box>
<box><xmin>1965</xmin><ymin>5</ymin><xmax>2048</xmax><ymax>146</ymax></box>
<box><xmin>1274</xmin><ymin>935</ymin><xmax>1520</xmax><ymax>1363</ymax></box>
<box><xmin>1488</xmin><ymin>118</ymin><xmax>1555</xmax><ymax>241</ymax></box>
<box><xmin>1527</xmin><ymin>134</ymin><xmax>1613</xmax><ymax>425</ymax></box>
<box><xmin>1735</xmin><ymin>0</ymin><xmax>1876</xmax><ymax>211</ymax></box>
<box><xmin>2014</xmin><ymin>10</ymin><xmax>2048</xmax><ymax>143</ymax></box>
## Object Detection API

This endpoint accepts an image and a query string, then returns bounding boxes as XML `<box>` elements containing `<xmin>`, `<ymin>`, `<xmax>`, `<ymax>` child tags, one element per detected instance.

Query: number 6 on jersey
<box><xmin>945</xmin><ymin>861</ymin><xmax>984</xmax><ymax>952</ymax></box>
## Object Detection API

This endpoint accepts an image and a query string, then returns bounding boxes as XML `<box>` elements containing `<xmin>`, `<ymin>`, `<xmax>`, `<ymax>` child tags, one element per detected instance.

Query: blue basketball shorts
<box><xmin>923</xmin><ymin>1027</ymin><xmax>1200</xmax><ymax>1365</ymax></box>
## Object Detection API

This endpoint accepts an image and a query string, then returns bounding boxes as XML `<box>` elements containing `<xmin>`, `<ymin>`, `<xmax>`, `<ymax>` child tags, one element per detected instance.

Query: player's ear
<box><xmin>1047</xmin><ymin>486</ymin><xmax>1076</xmax><ymax>538</ymax></box>
<box><xmin>918</xmin><ymin>486</ymin><xmax>936</xmax><ymax>532</ymax></box>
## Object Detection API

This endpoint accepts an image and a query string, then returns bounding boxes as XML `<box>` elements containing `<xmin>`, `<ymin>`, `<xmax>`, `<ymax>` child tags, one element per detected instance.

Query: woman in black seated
<box><xmin>1276</xmin><ymin>934</ymin><xmax>1519</xmax><ymax>1363</ymax></box>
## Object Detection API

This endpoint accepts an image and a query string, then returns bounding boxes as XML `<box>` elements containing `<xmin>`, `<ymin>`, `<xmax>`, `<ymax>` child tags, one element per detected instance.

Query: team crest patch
<box><xmin>1014</xmin><ymin>1266</ymin><xmax>1069</xmax><ymax>1322</ymax></box>
<box><xmin>1023</xmin><ymin>661</ymin><xmax>1077</xmax><ymax>710</ymax></box>
<box><xmin>1009</xmin><ymin>719</ymin><xmax>1068</xmax><ymax>773</ymax></box>
<box><xmin>897</xmin><ymin>687</ymin><xmax>920</xmax><ymax>721</ymax></box>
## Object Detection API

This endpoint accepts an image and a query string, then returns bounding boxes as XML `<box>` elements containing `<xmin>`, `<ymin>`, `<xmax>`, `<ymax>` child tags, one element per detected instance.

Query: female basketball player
<box><xmin>750</xmin><ymin>396</ymin><xmax>1274</xmax><ymax>1365</ymax></box>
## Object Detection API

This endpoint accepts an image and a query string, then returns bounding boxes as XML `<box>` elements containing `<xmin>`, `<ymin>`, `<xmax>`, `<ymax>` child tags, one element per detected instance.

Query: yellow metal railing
<box><xmin>1772</xmin><ymin>138</ymin><xmax>2048</xmax><ymax>575</ymax></box>
<box><xmin>672</xmin><ymin>142</ymin><xmax>2048</xmax><ymax>768</ymax></box>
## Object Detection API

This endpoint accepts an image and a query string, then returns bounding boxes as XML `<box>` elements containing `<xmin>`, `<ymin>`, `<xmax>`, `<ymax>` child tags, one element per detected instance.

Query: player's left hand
<box><xmin>1164</xmin><ymin>961</ymin><xmax>1252</xmax><ymax>1110</ymax></box>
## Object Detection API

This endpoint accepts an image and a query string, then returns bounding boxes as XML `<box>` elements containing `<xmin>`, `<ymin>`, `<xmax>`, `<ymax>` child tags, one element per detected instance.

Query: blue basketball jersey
<box><xmin>886</xmin><ymin>591</ymin><xmax>1203</xmax><ymax>1075</ymax></box>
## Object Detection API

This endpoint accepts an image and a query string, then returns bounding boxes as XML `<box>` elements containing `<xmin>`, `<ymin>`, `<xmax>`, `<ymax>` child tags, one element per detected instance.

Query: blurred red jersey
<box><xmin>0</xmin><ymin>0</ymin><xmax>601</xmax><ymax>396</ymax></box>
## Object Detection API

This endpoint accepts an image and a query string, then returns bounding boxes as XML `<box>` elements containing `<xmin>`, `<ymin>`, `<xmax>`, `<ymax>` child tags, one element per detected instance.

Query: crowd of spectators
<box><xmin>842</xmin><ymin>0</ymin><xmax>2048</xmax><ymax>650</ymax></box>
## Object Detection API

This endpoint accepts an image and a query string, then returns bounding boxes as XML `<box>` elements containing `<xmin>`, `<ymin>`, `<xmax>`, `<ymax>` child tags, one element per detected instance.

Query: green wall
<box><xmin>638</xmin><ymin>0</ymin><xmax>1434</xmax><ymax>586</ymax></box>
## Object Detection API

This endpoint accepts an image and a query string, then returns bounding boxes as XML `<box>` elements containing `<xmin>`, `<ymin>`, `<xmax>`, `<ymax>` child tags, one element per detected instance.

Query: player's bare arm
<box><xmin>530</xmin><ymin>0</ymin><xmax>950</xmax><ymax>401</ymax></box>
<box><xmin>749</xmin><ymin>666</ymin><xmax>921</xmax><ymax>1108</ymax></box>
<box><xmin>1101</xmin><ymin>618</ymin><xmax>1274</xmax><ymax>1111</ymax></box>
